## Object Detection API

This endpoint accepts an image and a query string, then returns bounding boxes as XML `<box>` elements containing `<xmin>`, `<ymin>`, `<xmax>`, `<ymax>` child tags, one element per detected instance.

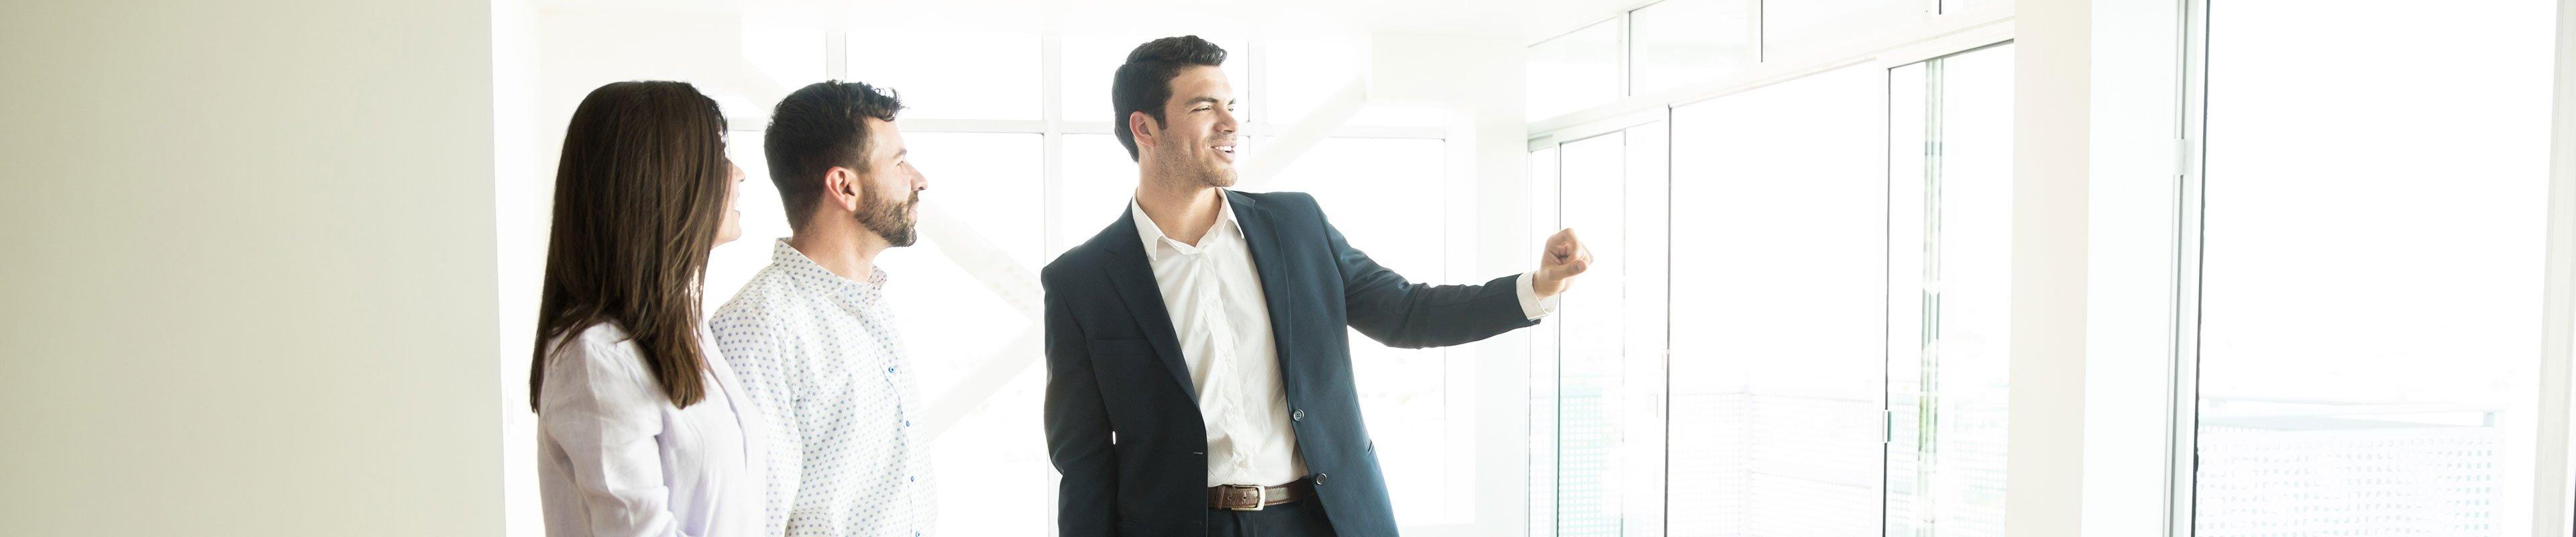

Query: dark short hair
<box><xmin>765</xmin><ymin>81</ymin><xmax>903</xmax><ymax>230</ymax></box>
<box><xmin>1112</xmin><ymin>36</ymin><xmax>1227</xmax><ymax>162</ymax></box>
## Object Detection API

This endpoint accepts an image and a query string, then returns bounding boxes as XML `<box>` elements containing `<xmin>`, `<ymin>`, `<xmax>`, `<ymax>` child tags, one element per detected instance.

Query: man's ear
<box><xmin>1128</xmin><ymin>110</ymin><xmax>1157</xmax><ymax>154</ymax></box>
<box><xmin>822</xmin><ymin>166</ymin><xmax>863</xmax><ymax>212</ymax></box>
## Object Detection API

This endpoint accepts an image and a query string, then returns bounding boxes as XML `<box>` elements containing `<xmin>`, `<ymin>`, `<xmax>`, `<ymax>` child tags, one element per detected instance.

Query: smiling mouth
<box><xmin>1214</xmin><ymin>140</ymin><xmax>1236</xmax><ymax>160</ymax></box>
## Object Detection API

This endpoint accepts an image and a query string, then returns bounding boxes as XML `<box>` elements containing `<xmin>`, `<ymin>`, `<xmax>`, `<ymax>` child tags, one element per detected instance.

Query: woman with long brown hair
<box><xmin>529</xmin><ymin>81</ymin><xmax>761</xmax><ymax>536</ymax></box>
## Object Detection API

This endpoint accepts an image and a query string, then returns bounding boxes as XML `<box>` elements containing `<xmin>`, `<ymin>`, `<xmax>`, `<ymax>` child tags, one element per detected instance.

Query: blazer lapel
<box><xmin>1226</xmin><ymin>191</ymin><xmax>1299</xmax><ymax>368</ymax></box>
<box><xmin>1099</xmin><ymin>208</ymin><xmax>1197</xmax><ymax>395</ymax></box>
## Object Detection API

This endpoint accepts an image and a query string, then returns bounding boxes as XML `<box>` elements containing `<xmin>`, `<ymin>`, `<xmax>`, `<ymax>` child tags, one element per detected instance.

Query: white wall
<box><xmin>0</xmin><ymin>1</ymin><xmax>503</xmax><ymax>535</ymax></box>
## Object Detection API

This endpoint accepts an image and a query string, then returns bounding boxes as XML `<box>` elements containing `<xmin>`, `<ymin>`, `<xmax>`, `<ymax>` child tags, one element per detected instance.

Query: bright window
<box><xmin>1526</xmin><ymin>19</ymin><xmax>1623</xmax><ymax>121</ymax></box>
<box><xmin>1053</xmin><ymin>133</ymin><xmax>1141</xmax><ymax>255</ymax></box>
<box><xmin>1886</xmin><ymin>43</ymin><xmax>2015</xmax><ymax>537</ymax></box>
<box><xmin>847</xmin><ymin>32</ymin><xmax>1042</xmax><ymax>120</ymax></box>
<box><xmin>2190</xmin><ymin>1</ymin><xmax>2557</xmax><ymax>534</ymax></box>
<box><xmin>1760</xmin><ymin>0</ymin><xmax>1919</xmax><ymax>60</ymax></box>
<box><xmin>1544</xmin><ymin>130</ymin><xmax>1635</xmax><ymax>536</ymax></box>
<box><xmin>1629</xmin><ymin>0</ymin><xmax>1754</xmax><ymax>95</ymax></box>
<box><xmin>709</xmin><ymin>131</ymin><xmax>788</xmax><ymax>304</ymax></box>
<box><xmin>1666</xmin><ymin>63</ymin><xmax>1887</xmax><ymax>536</ymax></box>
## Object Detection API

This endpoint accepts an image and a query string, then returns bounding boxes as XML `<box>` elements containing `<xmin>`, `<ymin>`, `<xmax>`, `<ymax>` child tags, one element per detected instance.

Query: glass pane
<box><xmin>880</xmin><ymin>133</ymin><xmax>1045</xmax><ymax>391</ymax></box>
<box><xmin>847</xmin><ymin>32</ymin><xmax>1040</xmax><ymax>120</ymax></box>
<box><xmin>1668</xmin><ymin>64</ymin><xmax>1886</xmax><ymax>536</ymax></box>
<box><xmin>1761</xmin><ymin>0</ymin><xmax>1919</xmax><ymax>60</ymax></box>
<box><xmin>865</xmin><ymin>132</ymin><xmax>1047</xmax><ymax>536</ymax></box>
<box><xmin>1554</xmin><ymin>131</ymin><xmax>1627</xmax><ymax>536</ymax></box>
<box><xmin>2193</xmin><ymin>1</ymin><xmax>2557</xmax><ymax>535</ymax></box>
<box><xmin>1885</xmin><ymin>60</ymin><xmax>1931</xmax><ymax>537</ymax></box>
<box><xmin>1053</xmin><ymin>133</ymin><xmax>1140</xmax><ymax>256</ymax></box>
<box><xmin>741</xmin><ymin>28</ymin><xmax>826</xmax><ymax>102</ymax></box>
<box><xmin>1262</xmin><ymin>36</ymin><xmax>1367</xmax><ymax>128</ymax></box>
<box><xmin>1527</xmin><ymin>122</ymin><xmax>1669</xmax><ymax>537</ymax></box>
<box><xmin>926</xmin><ymin>367</ymin><xmax>1049</xmax><ymax>535</ymax></box>
<box><xmin>1886</xmin><ymin>44</ymin><xmax>2015</xmax><ymax>537</ymax></box>
<box><xmin>1061</xmin><ymin>34</ymin><xmax>1251</xmax><ymax>123</ymax></box>
<box><xmin>1631</xmin><ymin>0</ymin><xmax>1754</xmax><ymax>95</ymax></box>
<box><xmin>902</xmin><ymin>132</ymin><xmax>1045</xmax><ymax>271</ymax></box>
<box><xmin>1620</xmin><ymin>122</ymin><xmax>1671</xmax><ymax>537</ymax></box>
<box><xmin>708</xmin><ymin>132</ymin><xmax>788</xmax><ymax>305</ymax></box>
<box><xmin>1527</xmin><ymin>19</ymin><xmax>1622</xmax><ymax>121</ymax></box>
<box><xmin>1272</xmin><ymin>138</ymin><xmax>1455</xmax><ymax>524</ymax></box>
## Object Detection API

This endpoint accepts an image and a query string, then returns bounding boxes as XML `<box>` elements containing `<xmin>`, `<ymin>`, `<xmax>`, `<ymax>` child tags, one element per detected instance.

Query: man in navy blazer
<box><xmin>1041</xmin><ymin>36</ymin><xmax>1592</xmax><ymax>537</ymax></box>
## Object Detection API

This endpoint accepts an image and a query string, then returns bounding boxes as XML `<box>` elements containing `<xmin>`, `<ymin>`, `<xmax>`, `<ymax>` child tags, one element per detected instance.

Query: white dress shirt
<box><xmin>537</xmin><ymin>322</ymin><xmax>768</xmax><ymax>537</ymax></box>
<box><xmin>709</xmin><ymin>240</ymin><xmax>934</xmax><ymax>537</ymax></box>
<box><xmin>1128</xmin><ymin>193</ymin><xmax>1556</xmax><ymax>488</ymax></box>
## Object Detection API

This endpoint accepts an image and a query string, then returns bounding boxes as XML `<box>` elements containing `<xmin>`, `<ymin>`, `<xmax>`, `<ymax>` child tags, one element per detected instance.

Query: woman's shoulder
<box><xmin>543</xmin><ymin>321</ymin><xmax>643</xmax><ymax>376</ymax></box>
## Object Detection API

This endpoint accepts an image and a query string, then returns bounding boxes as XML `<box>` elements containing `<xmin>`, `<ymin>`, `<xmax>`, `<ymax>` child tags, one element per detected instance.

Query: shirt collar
<box><xmin>1128</xmin><ymin>191</ymin><xmax>1244</xmax><ymax>263</ymax></box>
<box><xmin>769</xmin><ymin>238</ymin><xmax>890</xmax><ymax>289</ymax></box>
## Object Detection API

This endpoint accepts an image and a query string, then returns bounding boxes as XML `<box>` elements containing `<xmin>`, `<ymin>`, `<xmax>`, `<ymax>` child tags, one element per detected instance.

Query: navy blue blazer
<box><xmin>1040</xmin><ymin>190</ymin><xmax>1540</xmax><ymax>536</ymax></box>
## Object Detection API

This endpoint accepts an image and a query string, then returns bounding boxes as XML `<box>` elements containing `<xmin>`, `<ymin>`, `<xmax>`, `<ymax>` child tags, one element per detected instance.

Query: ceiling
<box><xmin>533</xmin><ymin>0</ymin><xmax>1651</xmax><ymax>43</ymax></box>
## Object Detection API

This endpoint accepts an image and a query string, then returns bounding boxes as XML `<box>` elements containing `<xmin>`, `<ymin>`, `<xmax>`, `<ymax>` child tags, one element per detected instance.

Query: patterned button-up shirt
<box><xmin>711</xmin><ymin>239</ymin><xmax>934</xmax><ymax>537</ymax></box>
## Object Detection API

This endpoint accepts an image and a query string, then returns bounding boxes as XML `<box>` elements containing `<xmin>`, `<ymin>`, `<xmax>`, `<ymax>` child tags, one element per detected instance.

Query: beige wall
<box><xmin>0</xmin><ymin>0</ymin><xmax>503</xmax><ymax>534</ymax></box>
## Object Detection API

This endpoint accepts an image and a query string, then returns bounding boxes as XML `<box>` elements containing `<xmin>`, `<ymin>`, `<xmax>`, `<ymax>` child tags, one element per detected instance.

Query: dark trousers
<box><xmin>1207</xmin><ymin>498</ymin><xmax>1339</xmax><ymax>537</ymax></box>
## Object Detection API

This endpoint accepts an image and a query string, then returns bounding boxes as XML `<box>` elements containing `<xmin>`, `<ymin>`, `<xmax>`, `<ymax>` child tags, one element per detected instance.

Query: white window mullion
<box><xmin>2534</xmin><ymin>1</ymin><xmax>2576</xmax><ymax>535</ymax></box>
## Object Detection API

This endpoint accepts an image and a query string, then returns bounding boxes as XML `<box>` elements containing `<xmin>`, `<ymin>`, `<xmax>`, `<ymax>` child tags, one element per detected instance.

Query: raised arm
<box><xmin>1316</xmin><ymin>195</ymin><xmax>1562</xmax><ymax>348</ymax></box>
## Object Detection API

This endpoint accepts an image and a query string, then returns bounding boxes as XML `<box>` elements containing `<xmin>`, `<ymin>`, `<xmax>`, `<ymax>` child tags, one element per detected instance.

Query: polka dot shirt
<box><xmin>710</xmin><ymin>240</ymin><xmax>934</xmax><ymax>537</ymax></box>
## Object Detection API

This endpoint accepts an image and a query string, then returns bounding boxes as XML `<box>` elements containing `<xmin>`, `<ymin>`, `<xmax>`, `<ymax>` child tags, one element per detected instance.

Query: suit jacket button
<box><xmin>1291</xmin><ymin>409</ymin><xmax>1305</xmax><ymax>422</ymax></box>
<box><xmin>1315</xmin><ymin>473</ymin><xmax>1327</xmax><ymax>486</ymax></box>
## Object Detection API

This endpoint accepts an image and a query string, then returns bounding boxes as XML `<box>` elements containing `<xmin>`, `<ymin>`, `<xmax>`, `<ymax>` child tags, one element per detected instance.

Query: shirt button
<box><xmin>1292</xmin><ymin>409</ymin><xmax>1305</xmax><ymax>422</ymax></box>
<box><xmin>904</xmin><ymin>420</ymin><xmax>912</xmax><ymax>427</ymax></box>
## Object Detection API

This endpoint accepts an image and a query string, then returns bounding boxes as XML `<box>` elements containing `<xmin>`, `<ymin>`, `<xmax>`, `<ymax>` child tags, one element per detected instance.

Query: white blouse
<box><xmin>537</xmin><ymin>322</ymin><xmax>768</xmax><ymax>537</ymax></box>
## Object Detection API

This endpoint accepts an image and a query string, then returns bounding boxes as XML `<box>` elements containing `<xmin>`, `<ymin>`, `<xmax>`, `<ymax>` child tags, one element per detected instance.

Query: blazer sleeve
<box><xmin>1306</xmin><ymin>193</ymin><xmax>1541</xmax><ymax>348</ymax></box>
<box><xmin>537</xmin><ymin>332</ymin><xmax>688</xmax><ymax>537</ymax></box>
<box><xmin>1042</xmin><ymin>271</ymin><xmax>1122</xmax><ymax>536</ymax></box>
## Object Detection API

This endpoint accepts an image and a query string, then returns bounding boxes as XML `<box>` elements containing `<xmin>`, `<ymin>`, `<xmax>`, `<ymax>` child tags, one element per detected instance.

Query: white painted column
<box><xmin>2009</xmin><ymin>0</ymin><xmax>2092</xmax><ymax>535</ymax></box>
<box><xmin>2532</xmin><ymin>1</ymin><xmax>2576</xmax><ymax>535</ymax></box>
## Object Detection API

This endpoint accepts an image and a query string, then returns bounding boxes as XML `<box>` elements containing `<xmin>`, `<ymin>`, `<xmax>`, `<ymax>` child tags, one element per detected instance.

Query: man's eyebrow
<box><xmin>894</xmin><ymin>148</ymin><xmax>908</xmax><ymax>158</ymax></box>
<box><xmin>1183</xmin><ymin>96</ymin><xmax>1224</xmax><ymax>107</ymax></box>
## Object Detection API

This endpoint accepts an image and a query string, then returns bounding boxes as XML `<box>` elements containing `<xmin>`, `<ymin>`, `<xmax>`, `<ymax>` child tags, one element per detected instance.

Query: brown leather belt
<box><xmin>1207</xmin><ymin>477</ymin><xmax>1313</xmax><ymax>511</ymax></box>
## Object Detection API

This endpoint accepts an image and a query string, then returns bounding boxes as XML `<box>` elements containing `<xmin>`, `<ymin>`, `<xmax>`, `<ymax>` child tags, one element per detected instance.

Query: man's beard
<box><xmin>1159</xmin><ymin>135</ymin><xmax>1237</xmax><ymax>188</ymax></box>
<box><xmin>857</xmin><ymin>187</ymin><xmax>918</xmax><ymax>247</ymax></box>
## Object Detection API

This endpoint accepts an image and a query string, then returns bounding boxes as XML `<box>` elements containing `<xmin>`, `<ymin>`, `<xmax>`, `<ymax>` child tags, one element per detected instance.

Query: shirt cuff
<box><xmin>1516</xmin><ymin>271</ymin><xmax>1559</xmax><ymax>321</ymax></box>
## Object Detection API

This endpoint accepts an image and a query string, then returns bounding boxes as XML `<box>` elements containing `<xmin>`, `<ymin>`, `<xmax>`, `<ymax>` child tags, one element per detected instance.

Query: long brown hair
<box><xmin>529</xmin><ymin>81</ymin><xmax>731</xmax><ymax>410</ymax></box>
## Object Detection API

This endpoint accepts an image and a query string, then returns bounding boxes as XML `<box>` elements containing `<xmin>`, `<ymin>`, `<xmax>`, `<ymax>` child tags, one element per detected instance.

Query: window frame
<box><xmin>1521</xmin><ymin>3</ymin><xmax>2012</xmax><ymax>534</ymax></box>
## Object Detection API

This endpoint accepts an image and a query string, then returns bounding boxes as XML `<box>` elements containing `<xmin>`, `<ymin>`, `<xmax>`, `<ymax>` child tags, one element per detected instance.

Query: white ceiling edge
<box><xmin>531</xmin><ymin>0</ymin><xmax>1651</xmax><ymax>43</ymax></box>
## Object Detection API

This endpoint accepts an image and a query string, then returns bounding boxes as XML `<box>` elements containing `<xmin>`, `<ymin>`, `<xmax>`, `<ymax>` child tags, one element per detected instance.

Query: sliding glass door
<box><xmin>1665</xmin><ymin>63</ymin><xmax>1889</xmax><ymax>536</ymax></box>
<box><xmin>1533</xmin><ymin>120</ymin><xmax>1674</xmax><ymax>536</ymax></box>
<box><xmin>1530</xmin><ymin>43</ymin><xmax>2018</xmax><ymax>537</ymax></box>
<box><xmin>1885</xmin><ymin>43</ymin><xmax>2015</xmax><ymax>537</ymax></box>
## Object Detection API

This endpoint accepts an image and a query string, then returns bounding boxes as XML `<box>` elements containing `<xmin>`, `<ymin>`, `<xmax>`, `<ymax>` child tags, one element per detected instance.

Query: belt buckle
<box><xmin>1224</xmin><ymin>484</ymin><xmax>1268</xmax><ymax>511</ymax></box>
